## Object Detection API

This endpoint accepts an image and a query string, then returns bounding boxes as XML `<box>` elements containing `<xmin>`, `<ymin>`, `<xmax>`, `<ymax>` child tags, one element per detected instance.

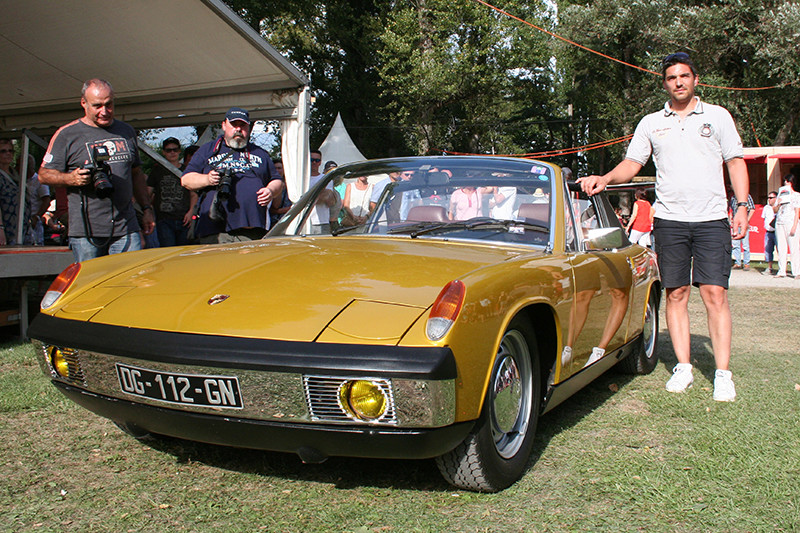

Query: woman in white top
<box><xmin>774</xmin><ymin>173</ymin><xmax>800</xmax><ymax>277</ymax></box>
<box><xmin>343</xmin><ymin>175</ymin><xmax>373</xmax><ymax>226</ymax></box>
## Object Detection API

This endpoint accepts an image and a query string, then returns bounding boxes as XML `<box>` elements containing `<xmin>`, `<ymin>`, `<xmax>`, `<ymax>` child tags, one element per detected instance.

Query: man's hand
<box><xmin>182</xmin><ymin>210</ymin><xmax>193</xmax><ymax>227</ymax></box>
<box><xmin>69</xmin><ymin>168</ymin><xmax>93</xmax><ymax>187</ymax></box>
<box><xmin>731</xmin><ymin>207</ymin><xmax>748</xmax><ymax>240</ymax></box>
<box><xmin>256</xmin><ymin>187</ymin><xmax>273</xmax><ymax>207</ymax></box>
<box><xmin>141</xmin><ymin>208</ymin><xmax>156</xmax><ymax>235</ymax></box>
<box><xmin>577</xmin><ymin>174</ymin><xmax>610</xmax><ymax>196</ymax></box>
<box><xmin>207</xmin><ymin>170</ymin><xmax>221</xmax><ymax>187</ymax></box>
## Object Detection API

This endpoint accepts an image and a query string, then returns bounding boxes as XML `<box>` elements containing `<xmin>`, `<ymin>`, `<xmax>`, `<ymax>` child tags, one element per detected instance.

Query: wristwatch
<box><xmin>142</xmin><ymin>204</ymin><xmax>153</xmax><ymax>212</ymax></box>
<box><xmin>736</xmin><ymin>202</ymin><xmax>748</xmax><ymax>208</ymax></box>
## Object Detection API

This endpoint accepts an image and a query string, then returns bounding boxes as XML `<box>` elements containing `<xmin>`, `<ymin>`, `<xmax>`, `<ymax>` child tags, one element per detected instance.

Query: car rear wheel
<box><xmin>436</xmin><ymin>317</ymin><xmax>541</xmax><ymax>492</ymax></box>
<box><xmin>618</xmin><ymin>288</ymin><xmax>659</xmax><ymax>374</ymax></box>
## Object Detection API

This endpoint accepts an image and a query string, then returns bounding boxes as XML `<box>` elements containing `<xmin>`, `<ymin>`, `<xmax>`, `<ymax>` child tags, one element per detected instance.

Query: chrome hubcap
<box><xmin>490</xmin><ymin>329</ymin><xmax>532</xmax><ymax>459</ymax></box>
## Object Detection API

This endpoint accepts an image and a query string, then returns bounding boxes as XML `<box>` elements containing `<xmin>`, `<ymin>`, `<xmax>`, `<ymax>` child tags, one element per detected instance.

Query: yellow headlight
<box><xmin>339</xmin><ymin>380</ymin><xmax>388</xmax><ymax>421</ymax></box>
<box><xmin>48</xmin><ymin>346</ymin><xmax>71</xmax><ymax>378</ymax></box>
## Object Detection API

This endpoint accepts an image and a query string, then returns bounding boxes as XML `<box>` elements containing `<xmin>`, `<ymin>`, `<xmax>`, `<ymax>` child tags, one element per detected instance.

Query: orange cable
<box><xmin>475</xmin><ymin>0</ymin><xmax>792</xmax><ymax>92</ymax></box>
<box><xmin>441</xmin><ymin>133</ymin><xmax>634</xmax><ymax>158</ymax></box>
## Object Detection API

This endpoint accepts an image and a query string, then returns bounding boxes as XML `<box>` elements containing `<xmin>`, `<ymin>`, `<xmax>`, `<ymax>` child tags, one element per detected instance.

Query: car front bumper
<box><xmin>30</xmin><ymin>314</ymin><xmax>468</xmax><ymax>458</ymax></box>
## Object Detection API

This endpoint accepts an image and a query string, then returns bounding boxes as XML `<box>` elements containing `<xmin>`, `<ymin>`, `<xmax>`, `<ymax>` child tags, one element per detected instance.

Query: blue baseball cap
<box><xmin>225</xmin><ymin>107</ymin><xmax>250</xmax><ymax>124</ymax></box>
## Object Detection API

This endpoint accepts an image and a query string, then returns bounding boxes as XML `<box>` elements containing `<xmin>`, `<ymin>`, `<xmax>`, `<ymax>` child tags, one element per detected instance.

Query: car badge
<box><xmin>207</xmin><ymin>294</ymin><xmax>230</xmax><ymax>306</ymax></box>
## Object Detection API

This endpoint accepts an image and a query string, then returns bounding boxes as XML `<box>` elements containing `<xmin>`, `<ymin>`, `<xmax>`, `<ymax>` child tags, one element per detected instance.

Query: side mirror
<box><xmin>584</xmin><ymin>227</ymin><xmax>627</xmax><ymax>250</ymax></box>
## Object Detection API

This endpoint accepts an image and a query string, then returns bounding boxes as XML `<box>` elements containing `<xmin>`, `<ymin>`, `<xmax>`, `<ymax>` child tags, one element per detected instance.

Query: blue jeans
<box><xmin>764</xmin><ymin>230</ymin><xmax>776</xmax><ymax>263</ymax></box>
<box><xmin>731</xmin><ymin>231</ymin><xmax>750</xmax><ymax>266</ymax></box>
<box><xmin>70</xmin><ymin>232</ymin><xmax>142</xmax><ymax>262</ymax></box>
<box><xmin>156</xmin><ymin>218</ymin><xmax>189</xmax><ymax>247</ymax></box>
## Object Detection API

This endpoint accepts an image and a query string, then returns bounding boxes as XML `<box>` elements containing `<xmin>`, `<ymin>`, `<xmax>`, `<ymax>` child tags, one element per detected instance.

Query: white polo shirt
<box><xmin>625</xmin><ymin>97</ymin><xmax>744</xmax><ymax>222</ymax></box>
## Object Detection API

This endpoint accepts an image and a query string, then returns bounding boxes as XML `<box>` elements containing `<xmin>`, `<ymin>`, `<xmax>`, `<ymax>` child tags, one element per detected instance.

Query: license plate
<box><xmin>115</xmin><ymin>363</ymin><xmax>243</xmax><ymax>409</ymax></box>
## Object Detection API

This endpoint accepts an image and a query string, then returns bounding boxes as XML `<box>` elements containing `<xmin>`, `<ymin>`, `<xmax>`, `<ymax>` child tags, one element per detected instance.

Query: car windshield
<box><xmin>270</xmin><ymin>157</ymin><xmax>554</xmax><ymax>247</ymax></box>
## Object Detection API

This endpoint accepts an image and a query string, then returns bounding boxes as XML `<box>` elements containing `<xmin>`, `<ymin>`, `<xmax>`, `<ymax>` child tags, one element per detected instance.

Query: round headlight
<box><xmin>339</xmin><ymin>380</ymin><xmax>388</xmax><ymax>421</ymax></box>
<box><xmin>48</xmin><ymin>346</ymin><xmax>71</xmax><ymax>378</ymax></box>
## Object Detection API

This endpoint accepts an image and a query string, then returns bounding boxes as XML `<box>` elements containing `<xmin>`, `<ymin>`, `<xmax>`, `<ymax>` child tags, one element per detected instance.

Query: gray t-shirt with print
<box><xmin>43</xmin><ymin>119</ymin><xmax>141</xmax><ymax>237</ymax></box>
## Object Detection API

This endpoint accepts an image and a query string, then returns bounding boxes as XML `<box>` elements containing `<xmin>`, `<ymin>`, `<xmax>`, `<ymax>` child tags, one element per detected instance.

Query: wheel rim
<box><xmin>490</xmin><ymin>329</ymin><xmax>533</xmax><ymax>459</ymax></box>
<box><xmin>642</xmin><ymin>298</ymin><xmax>656</xmax><ymax>360</ymax></box>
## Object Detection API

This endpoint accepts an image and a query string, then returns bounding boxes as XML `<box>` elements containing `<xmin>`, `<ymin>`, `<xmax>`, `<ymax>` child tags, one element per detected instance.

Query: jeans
<box><xmin>156</xmin><ymin>218</ymin><xmax>189</xmax><ymax>247</ymax></box>
<box><xmin>731</xmin><ymin>231</ymin><xmax>750</xmax><ymax>265</ymax></box>
<box><xmin>764</xmin><ymin>230</ymin><xmax>776</xmax><ymax>263</ymax></box>
<box><xmin>70</xmin><ymin>232</ymin><xmax>142</xmax><ymax>262</ymax></box>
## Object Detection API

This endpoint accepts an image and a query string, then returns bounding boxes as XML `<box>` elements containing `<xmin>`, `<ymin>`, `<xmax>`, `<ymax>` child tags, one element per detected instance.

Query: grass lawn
<box><xmin>1</xmin><ymin>287</ymin><xmax>798</xmax><ymax>532</ymax></box>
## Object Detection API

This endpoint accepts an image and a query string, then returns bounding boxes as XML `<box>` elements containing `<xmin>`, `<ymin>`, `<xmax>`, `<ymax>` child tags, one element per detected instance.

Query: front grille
<box><xmin>303</xmin><ymin>375</ymin><xmax>397</xmax><ymax>424</ymax></box>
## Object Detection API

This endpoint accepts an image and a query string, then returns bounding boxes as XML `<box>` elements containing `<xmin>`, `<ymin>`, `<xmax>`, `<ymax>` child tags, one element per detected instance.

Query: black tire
<box><xmin>618</xmin><ymin>288</ymin><xmax>659</xmax><ymax>375</ymax></box>
<box><xmin>436</xmin><ymin>317</ymin><xmax>541</xmax><ymax>492</ymax></box>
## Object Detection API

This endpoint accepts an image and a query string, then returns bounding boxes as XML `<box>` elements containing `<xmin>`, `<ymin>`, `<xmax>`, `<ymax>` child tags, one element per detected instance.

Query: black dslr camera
<box><xmin>83</xmin><ymin>145</ymin><xmax>114</xmax><ymax>198</ymax></box>
<box><xmin>217</xmin><ymin>167</ymin><xmax>234</xmax><ymax>200</ymax></box>
<box><xmin>209</xmin><ymin>167</ymin><xmax>236</xmax><ymax>222</ymax></box>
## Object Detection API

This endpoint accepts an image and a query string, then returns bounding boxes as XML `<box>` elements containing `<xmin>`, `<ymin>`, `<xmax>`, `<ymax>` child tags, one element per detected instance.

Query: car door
<box><xmin>562</xmin><ymin>190</ymin><xmax>634</xmax><ymax>375</ymax></box>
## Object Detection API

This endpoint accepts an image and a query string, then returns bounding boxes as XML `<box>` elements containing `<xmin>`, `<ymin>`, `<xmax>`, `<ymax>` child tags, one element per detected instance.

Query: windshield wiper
<box><xmin>465</xmin><ymin>218</ymin><xmax>549</xmax><ymax>234</ymax></box>
<box><xmin>331</xmin><ymin>224</ymin><xmax>364</xmax><ymax>236</ymax></box>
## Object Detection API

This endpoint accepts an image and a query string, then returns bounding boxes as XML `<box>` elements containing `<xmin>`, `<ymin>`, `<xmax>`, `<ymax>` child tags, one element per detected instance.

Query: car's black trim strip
<box><xmin>30</xmin><ymin>314</ymin><xmax>457</xmax><ymax>380</ymax></box>
<box><xmin>54</xmin><ymin>382</ymin><xmax>474</xmax><ymax>460</ymax></box>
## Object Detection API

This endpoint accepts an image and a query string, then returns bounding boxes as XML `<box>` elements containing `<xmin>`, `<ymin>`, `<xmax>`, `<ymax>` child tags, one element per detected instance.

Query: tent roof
<box><xmin>318</xmin><ymin>113</ymin><xmax>366</xmax><ymax>166</ymax></box>
<box><xmin>0</xmin><ymin>0</ymin><xmax>309</xmax><ymax>135</ymax></box>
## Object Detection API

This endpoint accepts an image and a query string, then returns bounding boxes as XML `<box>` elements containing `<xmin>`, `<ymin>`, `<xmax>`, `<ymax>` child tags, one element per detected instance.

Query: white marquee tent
<box><xmin>318</xmin><ymin>113</ymin><xmax>366</xmax><ymax>167</ymax></box>
<box><xmin>0</xmin><ymin>0</ymin><xmax>313</xmax><ymax>235</ymax></box>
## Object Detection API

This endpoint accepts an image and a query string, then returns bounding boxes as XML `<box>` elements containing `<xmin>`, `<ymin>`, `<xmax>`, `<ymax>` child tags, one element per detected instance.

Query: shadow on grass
<box><xmin>135</xmin><ymin>353</ymin><xmax>673</xmax><ymax>493</ymax></box>
<box><xmin>654</xmin><ymin>331</ymin><xmax>717</xmax><ymax>384</ymax></box>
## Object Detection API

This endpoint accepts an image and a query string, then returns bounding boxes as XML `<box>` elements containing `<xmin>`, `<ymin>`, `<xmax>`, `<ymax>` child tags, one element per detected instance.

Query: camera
<box><xmin>83</xmin><ymin>145</ymin><xmax>114</xmax><ymax>198</ymax></box>
<box><xmin>217</xmin><ymin>167</ymin><xmax>234</xmax><ymax>200</ymax></box>
<box><xmin>209</xmin><ymin>167</ymin><xmax>236</xmax><ymax>222</ymax></box>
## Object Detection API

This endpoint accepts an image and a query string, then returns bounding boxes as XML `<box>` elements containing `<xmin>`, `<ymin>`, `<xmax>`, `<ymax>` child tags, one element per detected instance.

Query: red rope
<box><xmin>475</xmin><ymin>0</ymin><xmax>792</xmax><ymax>91</ymax></box>
<box><xmin>441</xmin><ymin>134</ymin><xmax>634</xmax><ymax>158</ymax></box>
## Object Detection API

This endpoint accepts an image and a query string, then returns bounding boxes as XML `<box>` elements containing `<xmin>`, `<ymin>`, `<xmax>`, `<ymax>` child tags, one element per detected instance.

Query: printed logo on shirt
<box><xmin>653</xmin><ymin>127</ymin><xmax>671</xmax><ymax>138</ymax></box>
<box><xmin>85</xmin><ymin>138</ymin><xmax>134</xmax><ymax>164</ymax></box>
<box><xmin>208</xmin><ymin>152</ymin><xmax>263</xmax><ymax>174</ymax></box>
<box><xmin>699</xmin><ymin>123</ymin><xmax>714</xmax><ymax>137</ymax></box>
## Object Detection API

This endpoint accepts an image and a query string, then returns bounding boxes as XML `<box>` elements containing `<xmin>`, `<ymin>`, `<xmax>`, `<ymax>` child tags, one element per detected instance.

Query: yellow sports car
<box><xmin>30</xmin><ymin>156</ymin><xmax>660</xmax><ymax>492</ymax></box>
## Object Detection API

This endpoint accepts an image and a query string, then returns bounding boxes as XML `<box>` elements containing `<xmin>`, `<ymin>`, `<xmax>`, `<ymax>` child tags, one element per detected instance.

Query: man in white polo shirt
<box><xmin>578</xmin><ymin>52</ymin><xmax>749</xmax><ymax>402</ymax></box>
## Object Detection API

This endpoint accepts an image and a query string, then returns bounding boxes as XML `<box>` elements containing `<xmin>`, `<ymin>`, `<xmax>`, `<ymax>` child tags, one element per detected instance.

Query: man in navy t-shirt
<box><xmin>182</xmin><ymin>107</ymin><xmax>282</xmax><ymax>243</ymax></box>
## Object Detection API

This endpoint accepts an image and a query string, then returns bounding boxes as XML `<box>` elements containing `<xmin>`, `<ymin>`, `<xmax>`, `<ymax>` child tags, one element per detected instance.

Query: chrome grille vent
<box><xmin>303</xmin><ymin>375</ymin><xmax>397</xmax><ymax>424</ymax></box>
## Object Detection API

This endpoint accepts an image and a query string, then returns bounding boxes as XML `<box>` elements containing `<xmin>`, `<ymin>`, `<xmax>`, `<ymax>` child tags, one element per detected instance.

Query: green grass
<box><xmin>2</xmin><ymin>287</ymin><xmax>799</xmax><ymax>532</ymax></box>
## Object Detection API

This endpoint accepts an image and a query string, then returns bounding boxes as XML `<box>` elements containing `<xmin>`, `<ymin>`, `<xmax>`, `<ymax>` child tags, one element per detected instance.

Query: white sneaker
<box><xmin>585</xmin><ymin>347</ymin><xmax>605</xmax><ymax>367</ymax></box>
<box><xmin>713</xmin><ymin>369</ymin><xmax>736</xmax><ymax>402</ymax></box>
<box><xmin>666</xmin><ymin>363</ymin><xmax>694</xmax><ymax>393</ymax></box>
<box><xmin>561</xmin><ymin>346</ymin><xmax>572</xmax><ymax>367</ymax></box>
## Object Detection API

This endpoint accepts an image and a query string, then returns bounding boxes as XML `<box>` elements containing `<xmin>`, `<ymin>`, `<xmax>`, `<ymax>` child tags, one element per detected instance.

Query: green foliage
<box><xmin>221</xmin><ymin>0</ymin><xmax>799</xmax><ymax>169</ymax></box>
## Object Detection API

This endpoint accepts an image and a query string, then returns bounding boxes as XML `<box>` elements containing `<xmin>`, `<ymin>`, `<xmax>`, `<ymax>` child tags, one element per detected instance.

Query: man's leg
<box><xmin>665</xmin><ymin>285</ymin><xmax>692</xmax><ymax>364</ymax></box>
<box><xmin>741</xmin><ymin>230</ymin><xmax>750</xmax><ymax>267</ymax></box>
<box><xmin>697</xmin><ymin>284</ymin><xmax>731</xmax><ymax>371</ymax></box>
<box><xmin>108</xmin><ymin>232</ymin><xmax>142</xmax><ymax>256</ymax></box>
<box><xmin>69</xmin><ymin>236</ymin><xmax>105</xmax><ymax>262</ymax></box>
<box><xmin>731</xmin><ymin>236</ymin><xmax>741</xmax><ymax>267</ymax></box>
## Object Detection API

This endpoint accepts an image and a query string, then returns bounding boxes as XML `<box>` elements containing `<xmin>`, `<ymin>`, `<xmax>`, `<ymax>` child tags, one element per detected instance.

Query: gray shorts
<box><xmin>652</xmin><ymin>218</ymin><xmax>732</xmax><ymax>289</ymax></box>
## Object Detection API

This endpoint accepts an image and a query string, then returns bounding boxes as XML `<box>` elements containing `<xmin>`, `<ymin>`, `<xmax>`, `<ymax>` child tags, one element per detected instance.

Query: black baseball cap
<box><xmin>161</xmin><ymin>137</ymin><xmax>180</xmax><ymax>149</ymax></box>
<box><xmin>225</xmin><ymin>107</ymin><xmax>250</xmax><ymax>124</ymax></box>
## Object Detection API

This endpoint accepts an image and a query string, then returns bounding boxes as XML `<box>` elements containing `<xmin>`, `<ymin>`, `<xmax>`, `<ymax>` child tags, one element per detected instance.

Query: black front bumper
<box><xmin>55</xmin><ymin>381</ymin><xmax>475</xmax><ymax>461</ymax></box>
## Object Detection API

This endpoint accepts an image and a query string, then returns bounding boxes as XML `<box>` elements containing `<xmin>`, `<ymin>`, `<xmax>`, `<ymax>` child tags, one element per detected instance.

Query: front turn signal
<box><xmin>426</xmin><ymin>280</ymin><xmax>465</xmax><ymax>341</ymax></box>
<box><xmin>41</xmin><ymin>263</ymin><xmax>81</xmax><ymax>309</ymax></box>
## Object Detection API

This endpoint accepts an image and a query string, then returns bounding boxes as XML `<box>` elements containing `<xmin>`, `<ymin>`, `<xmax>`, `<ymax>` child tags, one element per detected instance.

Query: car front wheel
<box><xmin>436</xmin><ymin>317</ymin><xmax>541</xmax><ymax>492</ymax></box>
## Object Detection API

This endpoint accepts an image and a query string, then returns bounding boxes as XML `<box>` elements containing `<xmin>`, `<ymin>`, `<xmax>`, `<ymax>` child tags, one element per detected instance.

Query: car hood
<box><xmin>53</xmin><ymin>237</ymin><xmax>531</xmax><ymax>342</ymax></box>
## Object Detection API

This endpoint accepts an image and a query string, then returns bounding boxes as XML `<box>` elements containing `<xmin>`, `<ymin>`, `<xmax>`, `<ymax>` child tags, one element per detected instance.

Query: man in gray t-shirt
<box><xmin>40</xmin><ymin>78</ymin><xmax>154</xmax><ymax>262</ymax></box>
<box><xmin>578</xmin><ymin>52</ymin><xmax>749</xmax><ymax>403</ymax></box>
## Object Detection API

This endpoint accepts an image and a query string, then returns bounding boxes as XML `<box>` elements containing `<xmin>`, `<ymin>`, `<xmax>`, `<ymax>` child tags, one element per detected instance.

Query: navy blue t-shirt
<box><xmin>183</xmin><ymin>138</ymin><xmax>278</xmax><ymax>238</ymax></box>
